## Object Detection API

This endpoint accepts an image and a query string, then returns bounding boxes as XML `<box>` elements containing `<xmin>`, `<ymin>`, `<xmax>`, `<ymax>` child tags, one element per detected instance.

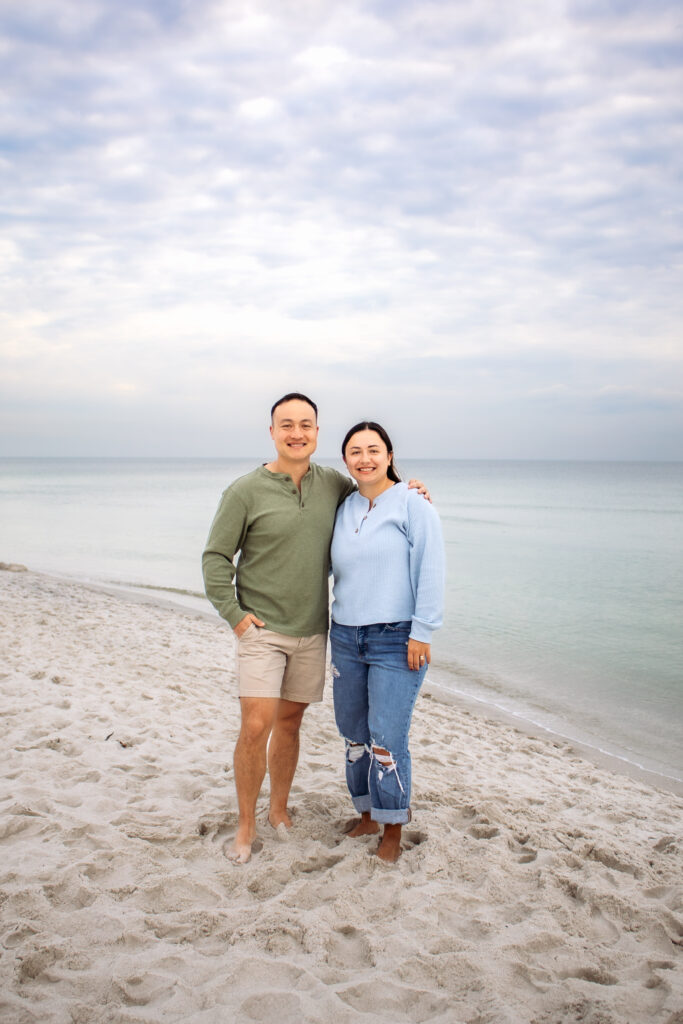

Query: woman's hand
<box><xmin>407</xmin><ymin>639</ymin><xmax>431</xmax><ymax>671</ymax></box>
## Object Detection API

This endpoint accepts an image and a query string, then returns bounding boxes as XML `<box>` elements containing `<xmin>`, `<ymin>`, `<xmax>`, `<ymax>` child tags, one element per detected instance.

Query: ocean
<box><xmin>1</xmin><ymin>457</ymin><xmax>681</xmax><ymax>784</ymax></box>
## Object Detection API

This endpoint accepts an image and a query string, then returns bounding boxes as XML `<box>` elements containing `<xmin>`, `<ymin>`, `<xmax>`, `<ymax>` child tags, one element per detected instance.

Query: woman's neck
<box><xmin>357</xmin><ymin>477</ymin><xmax>396</xmax><ymax>506</ymax></box>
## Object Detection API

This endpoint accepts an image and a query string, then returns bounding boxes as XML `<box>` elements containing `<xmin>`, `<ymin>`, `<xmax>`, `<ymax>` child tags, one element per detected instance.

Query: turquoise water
<box><xmin>1</xmin><ymin>457</ymin><xmax>681</xmax><ymax>782</ymax></box>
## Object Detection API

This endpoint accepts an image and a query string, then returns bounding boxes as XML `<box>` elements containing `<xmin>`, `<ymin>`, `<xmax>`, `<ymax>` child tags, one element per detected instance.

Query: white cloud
<box><xmin>237</xmin><ymin>96</ymin><xmax>282</xmax><ymax>119</ymax></box>
<box><xmin>0</xmin><ymin>0</ymin><xmax>681</xmax><ymax>457</ymax></box>
<box><xmin>294</xmin><ymin>44</ymin><xmax>352</xmax><ymax>73</ymax></box>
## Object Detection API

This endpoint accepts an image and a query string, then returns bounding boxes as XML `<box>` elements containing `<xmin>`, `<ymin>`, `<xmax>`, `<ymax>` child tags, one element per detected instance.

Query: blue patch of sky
<box><xmin>606</xmin><ymin>38</ymin><xmax>683</xmax><ymax>68</ymax></box>
<box><xmin>570</xmin><ymin>0</ymin><xmax>679</xmax><ymax>18</ymax></box>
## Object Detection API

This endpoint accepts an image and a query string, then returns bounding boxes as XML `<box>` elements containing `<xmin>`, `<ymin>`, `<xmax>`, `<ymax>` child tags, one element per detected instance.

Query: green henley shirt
<box><xmin>202</xmin><ymin>463</ymin><xmax>355</xmax><ymax>637</ymax></box>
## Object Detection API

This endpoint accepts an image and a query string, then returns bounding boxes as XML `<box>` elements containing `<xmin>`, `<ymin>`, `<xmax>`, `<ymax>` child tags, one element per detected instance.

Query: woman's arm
<box><xmin>406</xmin><ymin>493</ymin><xmax>445</xmax><ymax>665</ymax></box>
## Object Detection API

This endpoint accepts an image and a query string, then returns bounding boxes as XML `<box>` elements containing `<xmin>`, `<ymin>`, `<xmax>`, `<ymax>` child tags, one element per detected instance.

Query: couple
<box><xmin>202</xmin><ymin>393</ymin><xmax>444</xmax><ymax>863</ymax></box>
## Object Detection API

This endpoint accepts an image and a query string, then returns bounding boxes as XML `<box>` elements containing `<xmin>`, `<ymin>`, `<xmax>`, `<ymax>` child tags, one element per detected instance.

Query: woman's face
<box><xmin>343</xmin><ymin>429</ymin><xmax>392</xmax><ymax>487</ymax></box>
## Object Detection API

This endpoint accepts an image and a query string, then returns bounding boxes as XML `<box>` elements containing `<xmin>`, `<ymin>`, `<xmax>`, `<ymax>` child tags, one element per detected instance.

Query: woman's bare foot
<box><xmin>376</xmin><ymin>823</ymin><xmax>402</xmax><ymax>862</ymax></box>
<box><xmin>344</xmin><ymin>811</ymin><xmax>380</xmax><ymax>837</ymax></box>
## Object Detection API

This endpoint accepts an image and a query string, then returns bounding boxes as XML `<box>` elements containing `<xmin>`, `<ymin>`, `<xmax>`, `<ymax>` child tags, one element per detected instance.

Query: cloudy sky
<box><xmin>1</xmin><ymin>0</ymin><xmax>682</xmax><ymax>459</ymax></box>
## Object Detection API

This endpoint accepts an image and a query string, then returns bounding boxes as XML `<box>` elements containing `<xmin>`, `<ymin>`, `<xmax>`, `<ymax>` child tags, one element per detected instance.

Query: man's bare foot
<box><xmin>268</xmin><ymin>821</ymin><xmax>290</xmax><ymax>843</ymax></box>
<box><xmin>225</xmin><ymin>825</ymin><xmax>257</xmax><ymax>863</ymax></box>
<box><xmin>376</xmin><ymin>823</ymin><xmax>402</xmax><ymax>862</ymax></box>
<box><xmin>344</xmin><ymin>812</ymin><xmax>380</xmax><ymax>837</ymax></box>
<box><xmin>225</xmin><ymin>839</ymin><xmax>253</xmax><ymax>863</ymax></box>
<box><xmin>268</xmin><ymin>809</ymin><xmax>292</xmax><ymax>829</ymax></box>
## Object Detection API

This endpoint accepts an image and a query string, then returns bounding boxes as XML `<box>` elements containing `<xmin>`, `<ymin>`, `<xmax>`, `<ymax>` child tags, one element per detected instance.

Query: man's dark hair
<box><xmin>270</xmin><ymin>392</ymin><xmax>318</xmax><ymax>421</ymax></box>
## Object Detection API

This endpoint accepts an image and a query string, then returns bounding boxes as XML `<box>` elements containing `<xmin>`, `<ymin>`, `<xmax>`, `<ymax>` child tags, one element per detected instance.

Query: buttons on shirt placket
<box><xmin>291</xmin><ymin>486</ymin><xmax>305</xmax><ymax>509</ymax></box>
<box><xmin>355</xmin><ymin>504</ymin><xmax>374</xmax><ymax>534</ymax></box>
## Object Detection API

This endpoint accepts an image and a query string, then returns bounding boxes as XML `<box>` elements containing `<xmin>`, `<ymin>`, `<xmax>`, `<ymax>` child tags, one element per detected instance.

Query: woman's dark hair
<box><xmin>341</xmin><ymin>421</ymin><xmax>401</xmax><ymax>482</ymax></box>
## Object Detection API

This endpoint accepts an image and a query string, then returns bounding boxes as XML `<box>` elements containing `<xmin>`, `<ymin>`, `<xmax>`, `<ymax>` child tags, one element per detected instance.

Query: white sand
<box><xmin>1</xmin><ymin>569</ymin><xmax>682</xmax><ymax>1024</ymax></box>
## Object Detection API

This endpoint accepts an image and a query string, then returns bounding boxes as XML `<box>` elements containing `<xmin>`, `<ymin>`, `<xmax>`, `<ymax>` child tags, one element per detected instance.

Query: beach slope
<box><xmin>1</xmin><ymin>570</ymin><xmax>681</xmax><ymax>1023</ymax></box>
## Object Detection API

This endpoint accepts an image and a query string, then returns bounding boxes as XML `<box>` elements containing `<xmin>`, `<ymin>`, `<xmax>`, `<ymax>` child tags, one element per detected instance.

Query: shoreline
<box><xmin>26</xmin><ymin>565</ymin><xmax>683</xmax><ymax>797</ymax></box>
<box><xmin>423</xmin><ymin>678</ymin><xmax>683</xmax><ymax>797</ymax></box>
<box><xmin>1</xmin><ymin>567</ymin><xmax>682</xmax><ymax>1023</ymax></box>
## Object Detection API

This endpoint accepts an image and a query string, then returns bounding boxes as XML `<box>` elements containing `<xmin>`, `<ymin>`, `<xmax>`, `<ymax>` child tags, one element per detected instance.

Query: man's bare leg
<box><xmin>229</xmin><ymin>696</ymin><xmax>279</xmax><ymax>863</ymax></box>
<box><xmin>268</xmin><ymin>698</ymin><xmax>307</xmax><ymax>830</ymax></box>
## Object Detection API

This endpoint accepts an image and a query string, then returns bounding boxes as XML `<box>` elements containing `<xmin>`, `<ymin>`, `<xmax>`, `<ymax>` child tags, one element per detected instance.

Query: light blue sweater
<box><xmin>330</xmin><ymin>482</ymin><xmax>445</xmax><ymax>643</ymax></box>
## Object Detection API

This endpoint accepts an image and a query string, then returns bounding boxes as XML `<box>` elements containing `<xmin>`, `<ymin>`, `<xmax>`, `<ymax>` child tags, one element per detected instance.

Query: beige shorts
<box><xmin>235</xmin><ymin>625</ymin><xmax>327</xmax><ymax>703</ymax></box>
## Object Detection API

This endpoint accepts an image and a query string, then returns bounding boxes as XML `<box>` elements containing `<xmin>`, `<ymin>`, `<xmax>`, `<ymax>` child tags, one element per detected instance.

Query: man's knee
<box><xmin>239</xmin><ymin>698</ymin><xmax>278</xmax><ymax>744</ymax></box>
<box><xmin>274</xmin><ymin>699</ymin><xmax>308</xmax><ymax>734</ymax></box>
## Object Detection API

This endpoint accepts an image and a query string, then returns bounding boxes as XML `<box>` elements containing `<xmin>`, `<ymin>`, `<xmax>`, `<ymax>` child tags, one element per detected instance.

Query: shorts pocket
<box><xmin>238</xmin><ymin>622</ymin><xmax>259</xmax><ymax>642</ymax></box>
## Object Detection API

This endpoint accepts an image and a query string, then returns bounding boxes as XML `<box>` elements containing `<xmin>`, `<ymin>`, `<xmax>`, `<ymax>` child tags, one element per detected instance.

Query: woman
<box><xmin>330</xmin><ymin>421</ymin><xmax>444</xmax><ymax>862</ymax></box>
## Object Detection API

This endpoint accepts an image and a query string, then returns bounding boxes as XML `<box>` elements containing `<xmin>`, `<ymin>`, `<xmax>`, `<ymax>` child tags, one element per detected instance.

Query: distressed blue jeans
<box><xmin>330</xmin><ymin>621</ymin><xmax>427</xmax><ymax>825</ymax></box>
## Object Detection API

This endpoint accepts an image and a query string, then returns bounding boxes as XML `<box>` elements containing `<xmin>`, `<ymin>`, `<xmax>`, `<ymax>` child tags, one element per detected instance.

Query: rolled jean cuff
<box><xmin>352</xmin><ymin>794</ymin><xmax>372</xmax><ymax>813</ymax></box>
<box><xmin>371</xmin><ymin>806</ymin><xmax>411</xmax><ymax>825</ymax></box>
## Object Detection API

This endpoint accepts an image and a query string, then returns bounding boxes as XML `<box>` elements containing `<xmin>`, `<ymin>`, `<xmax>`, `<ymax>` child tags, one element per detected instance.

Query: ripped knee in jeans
<box><xmin>371</xmin><ymin>744</ymin><xmax>405</xmax><ymax>794</ymax></box>
<box><xmin>344</xmin><ymin>740</ymin><xmax>367</xmax><ymax>764</ymax></box>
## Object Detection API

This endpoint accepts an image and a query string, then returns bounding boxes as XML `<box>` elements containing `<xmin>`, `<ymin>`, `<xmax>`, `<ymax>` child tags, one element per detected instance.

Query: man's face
<box><xmin>270</xmin><ymin>399</ymin><xmax>319</xmax><ymax>463</ymax></box>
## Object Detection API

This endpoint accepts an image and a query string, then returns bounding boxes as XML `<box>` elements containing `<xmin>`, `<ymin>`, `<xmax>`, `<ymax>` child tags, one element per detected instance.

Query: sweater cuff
<box><xmin>225</xmin><ymin>605</ymin><xmax>247</xmax><ymax>629</ymax></box>
<box><xmin>409</xmin><ymin>618</ymin><xmax>435</xmax><ymax>644</ymax></box>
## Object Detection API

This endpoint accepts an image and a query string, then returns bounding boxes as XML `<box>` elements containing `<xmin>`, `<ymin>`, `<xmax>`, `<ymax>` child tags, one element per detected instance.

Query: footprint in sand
<box><xmin>0</xmin><ymin>806</ymin><xmax>48</xmax><ymax>841</ymax></box>
<box><xmin>247</xmin><ymin>866</ymin><xmax>296</xmax><ymax>901</ymax></box>
<box><xmin>560</xmin><ymin>965</ymin><xmax>618</xmax><ymax>986</ymax></box>
<box><xmin>581</xmin><ymin>843</ymin><xmax>640</xmax><ymax>877</ymax></box>
<box><xmin>518</xmin><ymin>848</ymin><xmax>538</xmax><ymax>863</ymax></box>
<box><xmin>508</xmin><ymin>834</ymin><xmax>538</xmax><ymax>863</ymax></box>
<box><xmin>148</xmin><ymin>910</ymin><xmax>227</xmax><ymax>944</ymax></box>
<box><xmin>15</xmin><ymin>943</ymin><xmax>64</xmax><ymax>983</ymax></box>
<box><xmin>337</xmin><ymin>979</ymin><xmax>450</xmax><ymax>1018</ymax></box>
<box><xmin>654</xmin><ymin>835</ymin><xmax>677</xmax><ymax>854</ymax></box>
<box><xmin>291</xmin><ymin>850</ymin><xmax>345</xmax><ymax>874</ymax></box>
<box><xmin>643</xmin><ymin>885</ymin><xmax>681</xmax><ymax>908</ymax></box>
<box><xmin>43</xmin><ymin>876</ymin><xmax>98</xmax><ymax>910</ymax></box>
<box><xmin>198</xmin><ymin>812</ymin><xmax>236</xmax><ymax>843</ymax></box>
<box><xmin>514</xmin><ymin>962</ymin><xmax>553</xmax><ymax>993</ymax></box>
<box><xmin>236</xmin><ymin>991</ymin><xmax>303</xmax><ymax>1023</ymax></box>
<box><xmin>112</xmin><ymin>970</ymin><xmax>177</xmax><ymax>1007</ymax></box>
<box><xmin>2</xmin><ymin>923</ymin><xmax>39</xmax><ymax>950</ymax></box>
<box><xmin>469</xmin><ymin>822</ymin><xmax>500</xmax><ymax>840</ymax></box>
<box><xmin>325</xmin><ymin>925</ymin><xmax>375</xmax><ymax>969</ymax></box>
<box><xmin>230</xmin><ymin>917</ymin><xmax>307</xmax><ymax>957</ymax></box>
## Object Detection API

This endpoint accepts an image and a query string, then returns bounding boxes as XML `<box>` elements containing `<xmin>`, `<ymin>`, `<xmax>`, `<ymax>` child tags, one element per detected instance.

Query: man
<box><xmin>203</xmin><ymin>393</ymin><xmax>354</xmax><ymax>861</ymax></box>
<box><xmin>203</xmin><ymin>393</ymin><xmax>426</xmax><ymax>863</ymax></box>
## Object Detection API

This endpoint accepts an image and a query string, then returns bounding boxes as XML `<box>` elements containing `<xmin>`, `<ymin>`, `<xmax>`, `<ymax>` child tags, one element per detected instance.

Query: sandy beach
<box><xmin>1</xmin><ymin>567</ymin><xmax>681</xmax><ymax>1024</ymax></box>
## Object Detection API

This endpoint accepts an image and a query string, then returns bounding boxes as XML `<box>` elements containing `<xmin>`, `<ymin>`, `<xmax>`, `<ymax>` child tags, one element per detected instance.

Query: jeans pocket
<box><xmin>382</xmin><ymin>621</ymin><xmax>411</xmax><ymax>634</ymax></box>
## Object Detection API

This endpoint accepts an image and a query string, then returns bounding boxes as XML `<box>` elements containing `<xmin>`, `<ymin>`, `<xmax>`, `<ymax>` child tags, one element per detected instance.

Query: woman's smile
<box><xmin>343</xmin><ymin>428</ymin><xmax>397</xmax><ymax>500</ymax></box>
